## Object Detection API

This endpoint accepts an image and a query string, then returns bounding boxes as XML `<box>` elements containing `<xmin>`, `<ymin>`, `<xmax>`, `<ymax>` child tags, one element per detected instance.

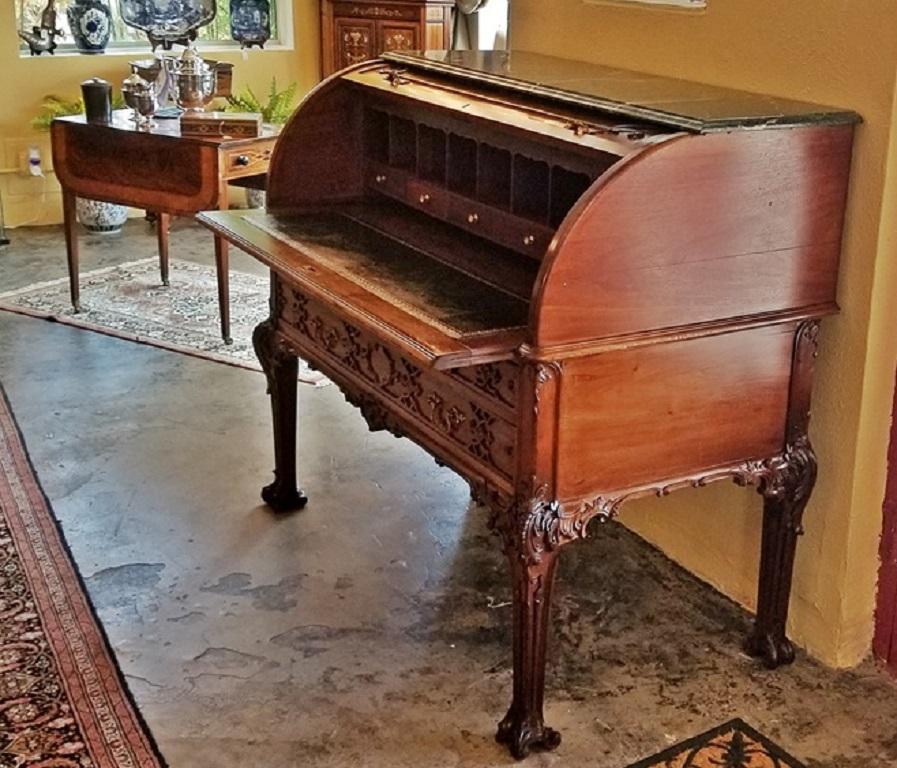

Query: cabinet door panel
<box><xmin>335</xmin><ymin>18</ymin><xmax>376</xmax><ymax>70</ymax></box>
<box><xmin>378</xmin><ymin>21</ymin><xmax>419</xmax><ymax>54</ymax></box>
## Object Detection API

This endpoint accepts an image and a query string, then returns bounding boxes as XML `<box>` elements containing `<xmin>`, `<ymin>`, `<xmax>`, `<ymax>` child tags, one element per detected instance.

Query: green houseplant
<box><xmin>33</xmin><ymin>94</ymin><xmax>130</xmax><ymax>233</ymax></box>
<box><xmin>225</xmin><ymin>79</ymin><xmax>298</xmax><ymax>207</ymax></box>
<box><xmin>224</xmin><ymin>78</ymin><xmax>298</xmax><ymax>125</ymax></box>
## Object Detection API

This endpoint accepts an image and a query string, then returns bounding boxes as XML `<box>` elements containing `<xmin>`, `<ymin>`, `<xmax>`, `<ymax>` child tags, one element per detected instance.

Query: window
<box><xmin>16</xmin><ymin>0</ymin><xmax>281</xmax><ymax>52</ymax></box>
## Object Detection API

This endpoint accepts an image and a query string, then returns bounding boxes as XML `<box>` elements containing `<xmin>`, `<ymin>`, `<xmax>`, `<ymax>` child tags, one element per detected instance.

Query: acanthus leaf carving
<box><xmin>277</xmin><ymin>284</ymin><xmax>516</xmax><ymax>479</ymax></box>
<box><xmin>480</xmin><ymin>436</ymin><xmax>817</xmax><ymax>567</ymax></box>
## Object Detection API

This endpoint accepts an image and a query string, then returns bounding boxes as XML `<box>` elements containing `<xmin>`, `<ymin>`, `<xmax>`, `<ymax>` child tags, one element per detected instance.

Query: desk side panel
<box><xmin>267</xmin><ymin>78</ymin><xmax>365</xmax><ymax>209</ymax></box>
<box><xmin>553</xmin><ymin>324</ymin><xmax>793</xmax><ymax>500</ymax></box>
<box><xmin>532</xmin><ymin>124</ymin><xmax>854</xmax><ymax>346</ymax></box>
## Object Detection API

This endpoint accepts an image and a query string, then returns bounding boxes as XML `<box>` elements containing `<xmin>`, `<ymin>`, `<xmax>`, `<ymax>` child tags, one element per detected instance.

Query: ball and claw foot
<box><xmin>744</xmin><ymin>630</ymin><xmax>795</xmax><ymax>669</ymax></box>
<box><xmin>223</xmin><ymin>336</ymin><xmax>233</xmax><ymax>345</ymax></box>
<box><xmin>496</xmin><ymin>712</ymin><xmax>561</xmax><ymax>760</ymax></box>
<box><xmin>261</xmin><ymin>481</ymin><xmax>308</xmax><ymax>512</ymax></box>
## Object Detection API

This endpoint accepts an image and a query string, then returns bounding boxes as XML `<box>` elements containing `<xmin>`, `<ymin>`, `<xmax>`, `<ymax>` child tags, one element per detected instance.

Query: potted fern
<box><xmin>33</xmin><ymin>94</ymin><xmax>130</xmax><ymax>233</ymax></box>
<box><xmin>225</xmin><ymin>79</ymin><xmax>298</xmax><ymax>208</ymax></box>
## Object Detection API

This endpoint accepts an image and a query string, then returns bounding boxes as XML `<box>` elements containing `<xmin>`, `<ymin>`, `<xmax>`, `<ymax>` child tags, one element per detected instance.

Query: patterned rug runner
<box><xmin>626</xmin><ymin>718</ymin><xmax>806</xmax><ymax>768</ymax></box>
<box><xmin>0</xmin><ymin>258</ymin><xmax>323</xmax><ymax>385</ymax></box>
<box><xmin>0</xmin><ymin>385</ymin><xmax>166</xmax><ymax>767</ymax></box>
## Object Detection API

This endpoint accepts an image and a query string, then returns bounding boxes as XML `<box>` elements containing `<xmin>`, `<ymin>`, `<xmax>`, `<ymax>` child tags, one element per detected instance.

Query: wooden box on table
<box><xmin>198</xmin><ymin>50</ymin><xmax>858</xmax><ymax>758</ymax></box>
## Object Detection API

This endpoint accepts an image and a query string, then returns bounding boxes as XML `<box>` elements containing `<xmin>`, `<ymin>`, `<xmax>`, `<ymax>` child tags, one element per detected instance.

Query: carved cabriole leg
<box><xmin>745</xmin><ymin>319</ymin><xmax>820</xmax><ymax>668</ymax></box>
<box><xmin>745</xmin><ymin>437</ymin><xmax>817</xmax><ymax>667</ymax></box>
<box><xmin>491</xmin><ymin>361</ymin><xmax>565</xmax><ymax>759</ymax></box>
<box><xmin>497</xmin><ymin>540</ymin><xmax>562</xmax><ymax>759</ymax></box>
<box><xmin>252</xmin><ymin>319</ymin><xmax>308</xmax><ymax>512</ymax></box>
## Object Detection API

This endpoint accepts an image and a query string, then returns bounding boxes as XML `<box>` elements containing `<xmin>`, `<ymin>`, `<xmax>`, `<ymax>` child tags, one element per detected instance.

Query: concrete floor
<box><xmin>2</xmin><ymin>223</ymin><xmax>897</xmax><ymax>768</ymax></box>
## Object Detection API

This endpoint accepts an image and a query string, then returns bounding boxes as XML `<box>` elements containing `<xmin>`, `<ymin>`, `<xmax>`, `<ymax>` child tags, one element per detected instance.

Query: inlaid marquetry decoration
<box><xmin>321</xmin><ymin>0</ymin><xmax>453</xmax><ymax>76</ymax></box>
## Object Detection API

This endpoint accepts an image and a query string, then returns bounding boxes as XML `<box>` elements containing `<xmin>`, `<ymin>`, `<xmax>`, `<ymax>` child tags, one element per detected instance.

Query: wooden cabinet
<box><xmin>321</xmin><ymin>0</ymin><xmax>453</xmax><ymax>77</ymax></box>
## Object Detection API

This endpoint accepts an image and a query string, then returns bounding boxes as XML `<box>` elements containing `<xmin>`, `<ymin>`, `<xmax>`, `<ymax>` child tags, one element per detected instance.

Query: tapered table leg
<box><xmin>62</xmin><ymin>188</ymin><xmax>81</xmax><ymax>313</ymax></box>
<box><xmin>156</xmin><ymin>212</ymin><xmax>170</xmax><ymax>286</ymax></box>
<box><xmin>252</xmin><ymin>320</ymin><xmax>308</xmax><ymax>512</ymax></box>
<box><xmin>214</xmin><ymin>235</ymin><xmax>231</xmax><ymax>344</ymax></box>
<box><xmin>215</xmin><ymin>182</ymin><xmax>232</xmax><ymax>344</ymax></box>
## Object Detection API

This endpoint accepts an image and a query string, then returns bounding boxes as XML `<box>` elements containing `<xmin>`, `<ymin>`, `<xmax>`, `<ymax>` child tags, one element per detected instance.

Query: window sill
<box><xmin>18</xmin><ymin>40</ymin><xmax>293</xmax><ymax>60</ymax></box>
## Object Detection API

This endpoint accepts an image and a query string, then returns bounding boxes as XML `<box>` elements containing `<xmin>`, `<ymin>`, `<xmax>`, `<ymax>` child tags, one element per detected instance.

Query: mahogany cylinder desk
<box><xmin>199</xmin><ymin>51</ymin><xmax>859</xmax><ymax>759</ymax></box>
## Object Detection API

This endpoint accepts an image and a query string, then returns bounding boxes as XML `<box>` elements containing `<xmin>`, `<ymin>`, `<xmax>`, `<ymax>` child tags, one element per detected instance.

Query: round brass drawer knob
<box><xmin>235</xmin><ymin>154</ymin><xmax>250</xmax><ymax>166</ymax></box>
<box><xmin>467</xmin><ymin>212</ymin><xmax>479</xmax><ymax>224</ymax></box>
<box><xmin>419</xmin><ymin>193</ymin><xmax>431</xmax><ymax>204</ymax></box>
<box><xmin>523</xmin><ymin>234</ymin><xmax>536</xmax><ymax>246</ymax></box>
<box><xmin>375</xmin><ymin>174</ymin><xmax>387</xmax><ymax>184</ymax></box>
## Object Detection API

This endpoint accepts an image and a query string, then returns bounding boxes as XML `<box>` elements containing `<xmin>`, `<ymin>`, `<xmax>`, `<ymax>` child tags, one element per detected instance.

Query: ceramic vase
<box><xmin>245</xmin><ymin>188</ymin><xmax>266</xmax><ymax>208</ymax></box>
<box><xmin>120</xmin><ymin>0</ymin><xmax>217</xmax><ymax>50</ymax></box>
<box><xmin>67</xmin><ymin>0</ymin><xmax>112</xmax><ymax>54</ymax></box>
<box><xmin>230</xmin><ymin>0</ymin><xmax>271</xmax><ymax>49</ymax></box>
<box><xmin>76</xmin><ymin>198</ymin><xmax>128</xmax><ymax>234</ymax></box>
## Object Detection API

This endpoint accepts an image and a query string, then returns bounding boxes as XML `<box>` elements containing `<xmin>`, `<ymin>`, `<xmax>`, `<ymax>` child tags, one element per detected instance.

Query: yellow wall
<box><xmin>0</xmin><ymin>1</ymin><xmax>320</xmax><ymax>228</ymax></box>
<box><xmin>512</xmin><ymin>0</ymin><xmax>897</xmax><ymax>666</ymax></box>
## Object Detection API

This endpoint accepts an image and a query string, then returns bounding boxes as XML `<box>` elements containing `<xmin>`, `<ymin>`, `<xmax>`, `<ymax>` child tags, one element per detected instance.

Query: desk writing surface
<box><xmin>245</xmin><ymin>209</ymin><xmax>530</xmax><ymax>336</ymax></box>
<box><xmin>383</xmin><ymin>50</ymin><xmax>860</xmax><ymax>132</ymax></box>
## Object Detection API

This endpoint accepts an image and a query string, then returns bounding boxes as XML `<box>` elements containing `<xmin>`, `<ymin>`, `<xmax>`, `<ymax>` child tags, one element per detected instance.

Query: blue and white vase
<box><xmin>76</xmin><ymin>198</ymin><xmax>128</xmax><ymax>234</ymax></box>
<box><xmin>67</xmin><ymin>0</ymin><xmax>112</xmax><ymax>54</ymax></box>
<box><xmin>230</xmin><ymin>0</ymin><xmax>271</xmax><ymax>49</ymax></box>
<box><xmin>120</xmin><ymin>0</ymin><xmax>217</xmax><ymax>50</ymax></box>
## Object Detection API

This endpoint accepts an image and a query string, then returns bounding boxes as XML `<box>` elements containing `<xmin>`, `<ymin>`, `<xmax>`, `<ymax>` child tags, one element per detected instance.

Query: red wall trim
<box><xmin>873</xmin><ymin>373</ymin><xmax>897</xmax><ymax>676</ymax></box>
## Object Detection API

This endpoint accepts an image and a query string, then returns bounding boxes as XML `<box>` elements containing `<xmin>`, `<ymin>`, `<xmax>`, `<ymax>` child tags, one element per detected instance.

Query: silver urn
<box><xmin>169</xmin><ymin>46</ymin><xmax>217</xmax><ymax>112</ymax></box>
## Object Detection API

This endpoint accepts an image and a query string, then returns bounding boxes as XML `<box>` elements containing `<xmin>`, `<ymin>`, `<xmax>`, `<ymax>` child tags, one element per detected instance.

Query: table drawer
<box><xmin>223</xmin><ymin>141</ymin><xmax>276</xmax><ymax>179</ymax></box>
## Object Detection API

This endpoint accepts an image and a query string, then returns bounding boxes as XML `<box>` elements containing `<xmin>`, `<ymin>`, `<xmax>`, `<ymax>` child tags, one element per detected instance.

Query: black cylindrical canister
<box><xmin>81</xmin><ymin>77</ymin><xmax>112</xmax><ymax>123</ymax></box>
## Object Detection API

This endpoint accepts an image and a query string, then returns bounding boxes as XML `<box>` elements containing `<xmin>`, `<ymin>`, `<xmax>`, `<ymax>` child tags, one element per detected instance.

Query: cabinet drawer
<box><xmin>332</xmin><ymin>2</ymin><xmax>418</xmax><ymax>21</ymax></box>
<box><xmin>223</xmin><ymin>141</ymin><xmax>275</xmax><ymax>179</ymax></box>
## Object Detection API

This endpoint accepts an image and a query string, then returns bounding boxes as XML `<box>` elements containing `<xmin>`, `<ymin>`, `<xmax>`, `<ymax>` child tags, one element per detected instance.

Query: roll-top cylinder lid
<box><xmin>382</xmin><ymin>50</ymin><xmax>861</xmax><ymax>133</ymax></box>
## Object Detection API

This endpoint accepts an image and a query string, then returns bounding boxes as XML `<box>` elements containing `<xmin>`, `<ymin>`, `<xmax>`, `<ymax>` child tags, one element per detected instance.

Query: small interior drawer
<box><xmin>446</xmin><ymin>198</ymin><xmax>553</xmax><ymax>258</ymax></box>
<box><xmin>407</xmin><ymin>179</ymin><xmax>448</xmax><ymax>218</ymax></box>
<box><xmin>365</xmin><ymin>162</ymin><xmax>406</xmax><ymax>198</ymax></box>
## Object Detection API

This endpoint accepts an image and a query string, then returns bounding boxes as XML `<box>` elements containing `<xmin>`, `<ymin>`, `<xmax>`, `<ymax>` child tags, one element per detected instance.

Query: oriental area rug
<box><xmin>0</xmin><ymin>258</ymin><xmax>324</xmax><ymax>385</ymax></box>
<box><xmin>626</xmin><ymin>719</ymin><xmax>805</xmax><ymax>768</ymax></box>
<box><xmin>0</xmin><ymin>385</ymin><xmax>166</xmax><ymax>767</ymax></box>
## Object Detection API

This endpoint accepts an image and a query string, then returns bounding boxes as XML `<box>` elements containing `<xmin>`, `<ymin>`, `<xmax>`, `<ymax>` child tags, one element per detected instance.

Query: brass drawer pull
<box><xmin>375</xmin><ymin>174</ymin><xmax>387</xmax><ymax>184</ymax></box>
<box><xmin>235</xmin><ymin>154</ymin><xmax>250</xmax><ymax>166</ymax></box>
<box><xmin>523</xmin><ymin>234</ymin><xmax>536</xmax><ymax>246</ymax></box>
<box><xmin>418</xmin><ymin>193</ymin><xmax>431</xmax><ymax>205</ymax></box>
<box><xmin>467</xmin><ymin>212</ymin><xmax>479</xmax><ymax>224</ymax></box>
